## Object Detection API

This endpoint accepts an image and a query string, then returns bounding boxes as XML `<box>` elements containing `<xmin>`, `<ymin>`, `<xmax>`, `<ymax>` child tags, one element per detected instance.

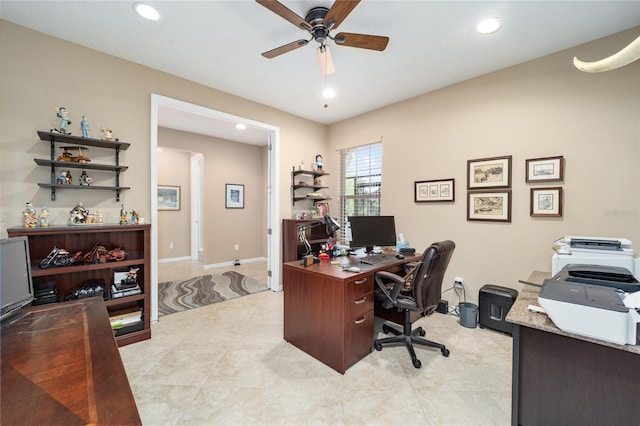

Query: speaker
<box><xmin>479</xmin><ymin>284</ymin><xmax>518</xmax><ymax>335</ymax></box>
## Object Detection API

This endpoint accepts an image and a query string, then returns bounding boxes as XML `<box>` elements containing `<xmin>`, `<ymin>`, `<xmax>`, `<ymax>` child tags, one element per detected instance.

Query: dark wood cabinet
<box><xmin>282</xmin><ymin>218</ymin><xmax>335</xmax><ymax>263</ymax></box>
<box><xmin>7</xmin><ymin>224</ymin><xmax>150</xmax><ymax>346</ymax></box>
<box><xmin>35</xmin><ymin>131</ymin><xmax>130</xmax><ymax>201</ymax></box>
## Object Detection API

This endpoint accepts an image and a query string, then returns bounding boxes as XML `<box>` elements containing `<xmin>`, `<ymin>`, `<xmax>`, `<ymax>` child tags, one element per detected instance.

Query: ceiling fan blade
<box><xmin>261</xmin><ymin>39</ymin><xmax>309</xmax><ymax>59</ymax></box>
<box><xmin>324</xmin><ymin>0</ymin><xmax>361</xmax><ymax>30</ymax></box>
<box><xmin>256</xmin><ymin>0</ymin><xmax>311</xmax><ymax>31</ymax></box>
<box><xmin>334</xmin><ymin>32</ymin><xmax>389</xmax><ymax>51</ymax></box>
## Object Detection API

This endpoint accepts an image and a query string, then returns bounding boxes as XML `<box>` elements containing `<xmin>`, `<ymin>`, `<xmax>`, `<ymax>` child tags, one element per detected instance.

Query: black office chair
<box><xmin>373</xmin><ymin>240</ymin><xmax>456</xmax><ymax>368</ymax></box>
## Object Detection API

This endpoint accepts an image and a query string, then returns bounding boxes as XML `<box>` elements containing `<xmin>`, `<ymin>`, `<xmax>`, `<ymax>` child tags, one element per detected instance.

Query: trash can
<box><xmin>458</xmin><ymin>302</ymin><xmax>478</xmax><ymax>328</ymax></box>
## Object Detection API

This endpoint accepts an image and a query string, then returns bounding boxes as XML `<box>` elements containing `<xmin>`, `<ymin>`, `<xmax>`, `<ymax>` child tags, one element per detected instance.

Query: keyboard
<box><xmin>359</xmin><ymin>253</ymin><xmax>395</xmax><ymax>265</ymax></box>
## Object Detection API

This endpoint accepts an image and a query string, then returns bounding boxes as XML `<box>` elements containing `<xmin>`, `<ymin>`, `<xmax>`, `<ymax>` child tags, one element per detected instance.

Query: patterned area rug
<box><xmin>158</xmin><ymin>271</ymin><xmax>268</xmax><ymax>317</ymax></box>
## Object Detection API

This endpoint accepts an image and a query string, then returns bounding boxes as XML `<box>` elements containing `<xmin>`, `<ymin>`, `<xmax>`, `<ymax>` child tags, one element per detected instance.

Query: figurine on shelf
<box><xmin>69</xmin><ymin>202</ymin><xmax>88</xmax><ymax>224</ymax></box>
<box><xmin>79</xmin><ymin>170</ymin><xmax>93</xmax><ymax>186</ymax></box>
<box><xmin>130</xmin><ymin>209</ymin><xmax>140</xmax><ymax>224</ymax></box>
<box><xmin>39</xmin><ymin>206</ymin><xmax>50</xmax><ymax>227</ymax></box>
<box><xmin>119</xmin><ymin>204</ymin><xmax>128</xmax><ymax>225</ymax></box>
<box><xmin>298</xmin><ymin>160</ymin><xmax>305</xmax><ymax>171</ymax></box>
<box><xmin>96</xmin><ymin>208</ymin><xmax>104</xmax><ymax>224</ymax></box>
<box><xmin>52</xmin><ymin>106</ymin><xmax>71</xmax><ymax>135</ymax></box>
<box><xmin>57</xmin><ymin>170</ymin><xmax>72</xmax><ymax>184</ymax></box>
<box><xmin>80</xmin><ymin>115</ymin><xmax>90</xmax><ymax>138</ymax></box>
<box><xmin>314</xmin><ymin>154</ymin><xmax>324</xmax><ymax>173</ymax></box>
<box><xmin>101</xmin><ymin>127</ymin><xmax>114</xmax><ymax>141</ymax></box>
<box><xmin>23</xmin><ymin>202</ymin><xmax>38</xmax><ymax>228</ymax></box>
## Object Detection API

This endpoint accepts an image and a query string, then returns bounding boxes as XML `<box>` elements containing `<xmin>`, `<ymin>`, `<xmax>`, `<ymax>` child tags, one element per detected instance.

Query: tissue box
<box><xmin>396</xmin><ymin>241</ymin><xmax>410</xmax><ymax>253</ymax></box>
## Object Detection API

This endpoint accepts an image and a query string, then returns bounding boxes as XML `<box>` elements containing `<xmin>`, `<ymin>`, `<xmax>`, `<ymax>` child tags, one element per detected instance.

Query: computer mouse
<box><xmin>396</xmin><ymin>254</ymin><xmax>405</xmax><ymax>259</ymax></box>
<box><xmin>346</xmin><ymin>266</ymin><xmax>361</xmax><ymax>273</ymax></box>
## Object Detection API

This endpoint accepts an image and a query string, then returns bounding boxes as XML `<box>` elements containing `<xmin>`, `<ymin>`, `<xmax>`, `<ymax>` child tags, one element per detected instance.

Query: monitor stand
<box><xmin>365</xmin><ymin>246</ymin><xmax>374</xmax><ymax>254</ymax></box>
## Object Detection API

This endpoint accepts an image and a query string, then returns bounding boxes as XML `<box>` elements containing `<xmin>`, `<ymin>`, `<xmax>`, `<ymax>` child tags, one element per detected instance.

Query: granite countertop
<box><xmin>507</xmin><ymin>271</ymin><xmax>640</xmax><ymax>355</ymax></box>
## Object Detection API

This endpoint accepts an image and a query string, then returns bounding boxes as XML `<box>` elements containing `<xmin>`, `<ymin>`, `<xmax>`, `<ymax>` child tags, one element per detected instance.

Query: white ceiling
<box><xmin>2</xmin><ymin>1</ymin><xmax>639</xmax><ymax>145</ymax></box>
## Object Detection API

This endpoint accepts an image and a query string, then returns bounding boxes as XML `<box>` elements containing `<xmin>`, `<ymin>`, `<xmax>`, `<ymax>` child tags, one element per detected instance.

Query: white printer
<box><xmin>552</xmin><ymin>236</ymin><xmax>640</xmax><ymax>279</ymax></box>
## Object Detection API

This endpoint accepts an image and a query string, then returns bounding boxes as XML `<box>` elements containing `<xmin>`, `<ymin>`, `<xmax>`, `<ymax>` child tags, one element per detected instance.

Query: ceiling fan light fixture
<box><xmin>134</xmin><ymin>3</ymin><xmax>160</xmax><ymax>21</ymax></box>
<box><xmin>477</xmin><ymin>17</ymin><xmax>501</xmax><ymax>34</ymax></box>
<box><xmin>317</xmin><ymin>45</ymin><xmax>335</xmax><ymax>76</ymax></box>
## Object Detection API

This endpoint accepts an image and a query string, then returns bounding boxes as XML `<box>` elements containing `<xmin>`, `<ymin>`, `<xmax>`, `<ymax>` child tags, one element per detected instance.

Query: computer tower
<box><xmin>479</xmin><ymin>284</ymin><xmax>518</xmax><ymax>335</ymax></box>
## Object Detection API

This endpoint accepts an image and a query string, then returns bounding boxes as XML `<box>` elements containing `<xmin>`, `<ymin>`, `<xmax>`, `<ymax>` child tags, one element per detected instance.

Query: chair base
<box><xmin>374</xmin><ymin>310</ymin><xmax>450</xmax><ymax>368</ymax></box>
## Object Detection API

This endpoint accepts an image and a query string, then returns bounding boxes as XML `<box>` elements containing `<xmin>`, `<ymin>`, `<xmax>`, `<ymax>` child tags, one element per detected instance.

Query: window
<box><xmin>337</xmin><ymin>142</ymin><xmax>382</xmax><ymax>244</ymax></box>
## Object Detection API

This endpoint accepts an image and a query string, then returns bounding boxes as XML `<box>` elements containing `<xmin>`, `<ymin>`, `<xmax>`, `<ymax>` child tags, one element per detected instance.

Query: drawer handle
<box><xmin>354</xmin><ymin>315</ymin><xmax>367</xmax><ymax>325</ymax></box>
<box><xmin>354</xmin><ymin>278</ymin><xmax>368</xmax><ymax>285</ymax></box>
<box><xmin>354</xmin><ymin>296</ymin><xmax>367</xmax><ymax>305</ymax></box>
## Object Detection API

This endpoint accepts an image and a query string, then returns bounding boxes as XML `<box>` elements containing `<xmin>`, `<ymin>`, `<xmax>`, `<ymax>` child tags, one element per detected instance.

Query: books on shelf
<box><xmin>109</xmin><ymin>307</ymin><xmax>142</xmax><ymax>329</ymax></box>
<box><xmin>110</xmin><ymin>284</ymin><xmax>141</xmax><ymax>299</ymax></box>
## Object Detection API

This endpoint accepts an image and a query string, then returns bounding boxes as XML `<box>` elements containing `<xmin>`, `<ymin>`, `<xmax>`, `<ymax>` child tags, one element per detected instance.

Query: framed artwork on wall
<box><xmin>467</xmin><ymin>155</ymin><xmax>512</xmax><ymax>189</ymax></box>
<box><xmin>467</xmin><ymin>190</ymin><xmax>512</xmax><ymax>222</ymax></box>
<box><xmin>225</xmin><ymin>183</ymin><xmax>244</xmax><ymax>209</ymax></box>
<box><xmin>415</xmin><ymin>178</ymin><xmax>455</xmax><ymax>202</ymax></box>
<box><xmin>530</xmin><ymin>187</ymin><xmax>563</xmax><ymax>217</ymax></box>
<box><xmin>526</xmin><ymin>156</ymin><xmax>564</xmax><ymax>182</ymax></box>
<box><xmin>157</xmin><ymin>185</ymin><xmax>180</xmax><ymax>211</ymax></box>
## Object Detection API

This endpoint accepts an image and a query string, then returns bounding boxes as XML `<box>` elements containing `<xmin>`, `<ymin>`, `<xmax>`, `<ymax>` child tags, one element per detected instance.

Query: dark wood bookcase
<box><xmin>282</xmin><ymin>219</ymin><xmax>335</xmax><ymax>263</ymax></box>
<box><xmin>7</xmin><ymin>224</ymin><xmax>151</xmax><ymax>346</ymax></box>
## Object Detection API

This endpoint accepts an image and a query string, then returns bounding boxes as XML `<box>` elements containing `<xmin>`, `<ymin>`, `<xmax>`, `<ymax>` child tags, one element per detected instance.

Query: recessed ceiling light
<box><xmin>322</xmin><ymin>87</ymin><xmax>336</xmax><ymax>99</ymax></box>
<box><xmin>235</xmin><ymin>123</ymin><xmax>247</xmax><ymax>130</ymax></box>
<box><xmin>477</xmin><ymin>17</ymin><xmax>501</xmax><ymax>35</ymax></box>
<box><xmin>134</xmin><ymin>3</ymin><xmax>160</xmax><ymax>21</ymax></box>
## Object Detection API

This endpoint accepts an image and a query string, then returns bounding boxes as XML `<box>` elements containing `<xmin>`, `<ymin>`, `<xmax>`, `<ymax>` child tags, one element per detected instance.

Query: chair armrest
<box><xmin>374</xmin><ymin>271</ymin><xmax>406</xmax><ymax>309</ymax></box>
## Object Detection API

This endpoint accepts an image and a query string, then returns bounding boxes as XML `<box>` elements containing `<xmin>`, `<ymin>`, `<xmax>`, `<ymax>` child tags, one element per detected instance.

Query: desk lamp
<box><xmin>297</xmin><ymin>215</ymin><xmax>340</xmax><ymax>265</ymax></box>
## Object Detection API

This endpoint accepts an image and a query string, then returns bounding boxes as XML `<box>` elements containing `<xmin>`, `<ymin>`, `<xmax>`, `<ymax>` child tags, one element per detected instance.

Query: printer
<box><xmin>538</xmin><ymin>278</ymin><xmax>640</xmax><ymax>346</ymax></box>
<box><xmin>552</xmin><ymin>236</ymin><xmax>640</xmax><ymax>279</ymax></box>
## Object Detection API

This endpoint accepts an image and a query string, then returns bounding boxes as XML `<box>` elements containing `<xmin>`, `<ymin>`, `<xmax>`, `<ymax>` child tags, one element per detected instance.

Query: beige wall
<box><xmin>157</xmin><ymin>127</ymin><xmax>266</xmax><ymax>264</ymax></box>
<box><xmin>1</xmin><ymin>20</ymin><xmax>638</xmax><ymax>298</ymax></box>
<box><xmin>328</xmin><ymin>28</ymin><xmax>640</xmax><ymax>304</ymax></box>
<box><xmin>0</xmin><ymin>21</ymin><xmax>327</xmax><ymax>268</ymax></box>
<box><xmin>157</xmin><ymin>146</ymin><xmax>191</xmax><ymax>260</ymax></box>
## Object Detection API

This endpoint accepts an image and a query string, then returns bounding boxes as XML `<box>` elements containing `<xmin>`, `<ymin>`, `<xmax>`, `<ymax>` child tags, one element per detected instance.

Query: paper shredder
<box><xmin>479</xmin><ymin>284</ymin><xmax>518</xmax><ymax>335</ymax></box>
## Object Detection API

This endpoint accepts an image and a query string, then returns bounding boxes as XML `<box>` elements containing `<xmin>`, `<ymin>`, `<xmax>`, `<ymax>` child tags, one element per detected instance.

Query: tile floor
<box><xmin>120</xmin><ymin>260</ymin><xmax>512</xmax><ymax>425</ymax></box>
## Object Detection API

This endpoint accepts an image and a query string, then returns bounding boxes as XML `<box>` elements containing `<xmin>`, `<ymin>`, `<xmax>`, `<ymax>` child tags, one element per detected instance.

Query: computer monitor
<box><xmin>1</xmin><ymin>236</ymin><xmax>34</xmax><ymax>322</ymax></box>
<box><xmin>348</xmin><ymin>215</ymin><xmax>397</xmax><ymax>253</ymax></box>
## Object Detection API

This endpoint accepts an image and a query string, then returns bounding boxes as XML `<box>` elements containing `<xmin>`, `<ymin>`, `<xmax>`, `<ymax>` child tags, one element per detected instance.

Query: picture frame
<box><xmin>157</xmin><ymin>185</ymin><xmax>180</xmax><ymax>211</ymax></box>
<box><xmin>467</xmin><ymin>190</ymin><xmax>512</xmax><ymax>222</ymax></box>
<box><xmin>526</xmin><ymin>156</ymin><xmax>564</xmax><ymax>182</ymax></box>
<box><xmin>414</xmin><ymin>178</ymin><xmax>455</xmax><ymax>202</ymax></box>
<box><xmin>467</xmin><ymin>155</ymin><xmax>512</xmax><ymax>189</ymax></box>
<box><xmin>225</xmin><ymin>183</ymin><xmax>244</xmax><ymax>209</ymax></box>
<box><xmin>530</xmin><ymin>187</ymin><xmax>563</xmax><ymax>217</ymax></box>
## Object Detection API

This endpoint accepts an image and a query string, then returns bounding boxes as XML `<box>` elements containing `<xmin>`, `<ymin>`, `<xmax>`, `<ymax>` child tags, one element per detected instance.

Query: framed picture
<box><xmin>526</xmin><ymin>156</ymin><xmax>564</xmax><ymax>182</ymax></box>
<box><xmin>225</xmin><ymin>183</ymin><xmax>244</xmax><ymax>209</ymax></box>
<box><xmin>414</xmin><ymin>179</ymin><xmax>455</xmax><ymax>202</ymax></box>
<box><xmin>467</xmin><ymin>190</ymin><xmax>512</xmax><ymax>222</ymax></box>
<box><xmin>467</xmin><ymin>155</ymin><xmax>512</xmax><ymax>189</ymax></box>
<box><xmin>157</xmin><ymin>185</ymin><xmax>180</xmax><ymax>211</ymax></box>
<box><xmin>530</xmin><ymin>187</ymin><xmax>563</xmax><ymax>217</ymax></box>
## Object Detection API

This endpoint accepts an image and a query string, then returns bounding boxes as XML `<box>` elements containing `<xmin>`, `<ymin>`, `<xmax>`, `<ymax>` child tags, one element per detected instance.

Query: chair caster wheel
<box><xmin>374</xmin><ymin>342</ymin><xmax>382</xmax><ymax>351</ymax></box>
<box><xmin>419</xmin><ymin>330</ymin><xmax>426</xmax><ymax>336</ymax></box>
<box><xmin>412</xmin><ymin>358</ymin><xmax>422</xmax><ymax>369</ymax></box>
<box><xmin>382</xmin><ymin>324</ymin><xmax>391</xmax><ymax>334</ymax></box>
<box><xmin>441</xmin><ymin>348</ymin><xmax>450</xmax><ymax>357</ymax></box>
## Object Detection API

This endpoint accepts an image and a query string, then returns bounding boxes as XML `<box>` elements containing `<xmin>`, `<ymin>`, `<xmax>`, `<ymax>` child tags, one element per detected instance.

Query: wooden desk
<box><xmin>283</xmin><ymin>254</ymin><xmax>418</xmax><ymax>374</ymax></box>
<box><xmin>1</xmin><ymin>298</ymin><xmax>141</xmax><ymax>425</ymax></box>
<box><xmin>507</xmin><ymin>271</ymin><xmax>640</xmax><ymax>426</ymax></box>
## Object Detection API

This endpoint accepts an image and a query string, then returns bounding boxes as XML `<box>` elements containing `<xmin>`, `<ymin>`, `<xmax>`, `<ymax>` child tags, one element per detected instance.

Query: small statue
<box><xmin>119</xmin><ymin>204</ymin><xmax>128</xmax><ymax>225</ymax></box>
<box><xmin>130</xmin><ymin>209</ymin><xmax>139</xmax><ymax>224</ymax></box>
<box><xmin>23</xmin><ymin>202</ymin><xmax>38</xmax><ymax>228</ymax></box>
<box><xmin>39</xmin><ymin>206</ymin><xmax>50</xmax><ymax>227</ymax></box>
<box><xmin>96</xmin><ymin>208</ymin><xmax>104</xmax><ymax>224</ymax></box>
<box><xmin>101</xmin><ymin>128</ymin><xmax>113</xmax><ymax>141</ymax></box>
<box><xmin>57</xmin><ymin>170</ymin><xmax>72</xmax><ymax>184</ymax></box>
<box><xmin>69</xmin><ymin>202</ymin><xmax>88</xmax><ymax>224</ymax></box>
<box><xmin>81</xmin><ymin>116</ymin><xmax>90</xmax><ymax>138</ymax></box>
<box><xmin>314</xmin><ymin>154</ymin><xmax>323</xmax><ymax>172</ymax></box>
<box><xmin>79</xmin><ymin>170</ymin><xmax>93</xmax><ymax>186</ymax></box>
<box><xmin>298</xmin><ymin>160</ymin><xmax>305</xmax><ymax>171</ymax></box>
<box><xmin>52</xmin><ymin>106</ymin><xmax>71</xmax><ymax>134</ymax></box>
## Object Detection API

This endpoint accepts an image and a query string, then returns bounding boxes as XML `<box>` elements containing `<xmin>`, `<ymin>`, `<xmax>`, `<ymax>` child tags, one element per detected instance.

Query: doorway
<box><xmin>150</xmin><ymin>94</ymin><xmax>281</xmax><ymax>323</ymax></box>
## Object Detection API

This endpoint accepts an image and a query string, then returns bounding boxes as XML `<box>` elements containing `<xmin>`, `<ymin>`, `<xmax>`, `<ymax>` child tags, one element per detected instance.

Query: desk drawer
<box><xmin>345</xmin><ymin>274</ymin><xmax>373</xmax><ymax>300</ymax></box>
<box><xmin>344</xmin><ymin>309</ymin><xmax>374</xmax><ymax>370</ymax></box>
<box><xmin>347</xmin><ymin>292</ymin><xmax>373</xmax><ymax>319</ymax></box>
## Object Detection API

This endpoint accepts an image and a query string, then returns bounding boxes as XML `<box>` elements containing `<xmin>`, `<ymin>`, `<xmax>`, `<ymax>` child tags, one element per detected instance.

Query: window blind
<box><xmin>337</xmin><ymin>142</ymin><xmax>382</xmax><ymax>244</ymax></box>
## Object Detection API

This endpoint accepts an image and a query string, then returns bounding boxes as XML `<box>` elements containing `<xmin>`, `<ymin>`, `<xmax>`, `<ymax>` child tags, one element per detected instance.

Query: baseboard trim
<box><xmin>203</xmin><ymin>257</ymin><xmax>267</xmax><ymax>269</ymax></box>
<box><xmin>158</xmin><ymin>256</ymin><xmax>192</xmax><ymax>264</ymax></box>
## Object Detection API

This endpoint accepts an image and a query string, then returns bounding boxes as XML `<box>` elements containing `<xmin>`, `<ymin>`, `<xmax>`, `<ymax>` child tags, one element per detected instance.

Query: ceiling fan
<box><xmin>256</xmin><ymin>0</ymin><xmax>389</xmax><ymax>76</ymax></box>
